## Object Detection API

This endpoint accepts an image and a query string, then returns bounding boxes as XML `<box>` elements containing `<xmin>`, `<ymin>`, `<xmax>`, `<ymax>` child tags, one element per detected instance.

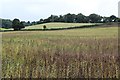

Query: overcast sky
<box><xmin>0</xmin><ymin>0</ymin><xmax>119</xmax><ymax>21</ymax></box>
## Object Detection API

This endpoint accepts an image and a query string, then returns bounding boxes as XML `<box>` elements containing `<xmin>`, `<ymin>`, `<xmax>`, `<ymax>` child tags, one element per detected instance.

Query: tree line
<box><xmin>36</xmin><ymin>13</ymin><xmax>120</xmax><ymax>23</ymax></box>
<box><xmin>1</xmin><ymin>13</ymin><xmax>120</xmax><ymax>30</ymax></box>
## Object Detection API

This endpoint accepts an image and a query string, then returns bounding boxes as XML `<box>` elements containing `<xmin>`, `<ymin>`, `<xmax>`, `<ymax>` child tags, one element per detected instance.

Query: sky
<box><xmin>0</xmin><ymin>0</ymin><xmax>120</xmax><ymax>21</ymax></box>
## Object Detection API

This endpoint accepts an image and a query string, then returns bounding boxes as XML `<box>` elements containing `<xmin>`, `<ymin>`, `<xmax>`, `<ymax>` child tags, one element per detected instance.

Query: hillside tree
<box><xmin>64</xmin><ymin>13</ymin><xmax>76</xmax><ymax>23</ymax></box>
<box><xmin>12</xmin><ymin>18</ymin><xmax>25</xmax><ymax>30</ymax></box>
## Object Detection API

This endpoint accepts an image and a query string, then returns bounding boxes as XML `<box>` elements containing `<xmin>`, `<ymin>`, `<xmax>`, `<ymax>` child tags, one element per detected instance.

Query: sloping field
<box><xmin>25</xmin><ymin>22</ymin><xmax>97</xmax><ymax>29</ymax></box>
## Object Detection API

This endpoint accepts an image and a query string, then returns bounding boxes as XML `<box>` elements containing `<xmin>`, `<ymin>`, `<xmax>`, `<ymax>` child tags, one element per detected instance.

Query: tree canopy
<box><xmin>1</xmin><ymin>13</ymin><xmax>119</xmax><ymax>29</ymax></box>
<box><xmin>12</xmin><ymin>18</ymin><xmax>25</xmax><ymax>30</ymax></box>
<box><xmin>88</xmin><ymin>14</ymin><xmax>102</xmax><ymax>23</ymax></box>
<box><xmin>38</xmin><ymin>13</ymin><xmax>118</xmax><ymax>23</ymax></box>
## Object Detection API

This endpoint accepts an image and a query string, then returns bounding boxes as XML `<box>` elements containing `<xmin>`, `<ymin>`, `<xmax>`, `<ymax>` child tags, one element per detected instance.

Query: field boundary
<box><xmin>0</xmin><ymin>24</ymin><xmax>103</xmax><ymax>32</ymax></box>
<box><xmin>1</xmin><ymin>23</ymin><xmax>118</xmax><ymax>32</ymax></box>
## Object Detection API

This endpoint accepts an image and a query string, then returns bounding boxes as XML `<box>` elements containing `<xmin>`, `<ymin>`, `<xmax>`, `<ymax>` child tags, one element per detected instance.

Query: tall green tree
<box><xmin>2</xmin><ymin>19</ymin><xmax>12</xmax><ymax>28</ymax></box>
<box><xmin>39</xmin><ymin>19</ymin><xmax>44</xmax><ymax>23</ymax></box>
<box><xmin>76</xmin><ymin>13</ymin><xmax>88</xmax><ymax>23</ymax></box>
<box><xmin>47</xmin><ymin>15</ymin><xmax>59</xmax><ymax>22</ymax></box>
<box><xmin>109</xmin><ymin>15</ymin><xmax>117</xmax><ymax>22</ymax></box>
<box><xmin>89</xmin><ymin>14</ymin><xmax>102</xmax><ymax>23</ymax></box>
<box><xmin>58</xmin><ymin>15</ymin><xmax>65</xmax><ymax>22</ymax></box>
<box><xmin>64</xmin><ymin>13</ymin><xmax>76</xmax><ymax>23</ymax></box>
<box><xmin>12</xmin><ymin>18</ymin><xmax>25</xmax><ymax>30</ymax></box>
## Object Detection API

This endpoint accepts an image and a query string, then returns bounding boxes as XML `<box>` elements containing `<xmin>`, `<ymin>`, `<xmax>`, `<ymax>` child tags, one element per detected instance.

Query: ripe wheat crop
<box><xmin>2</xmin><ymin>26</ymin><xmax>119</xmax><ymax>78</ymax></box>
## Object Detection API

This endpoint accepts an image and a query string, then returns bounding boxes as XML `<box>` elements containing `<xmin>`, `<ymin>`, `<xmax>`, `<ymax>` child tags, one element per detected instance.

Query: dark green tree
<box><xmin>58</xmin><ymin>15</ymin><xmax>65</xmax><ymax>22</ymax></box>
<box><xmin>64</xmin><ymin>13</ymin><xmax>76</xmax><ymax>23</ymax></box>
<box><xmin>26</xmin><ymin>21</ymin><xmax>31</xmax><ymax>26</ymax></box>
<box><xmin>31</xmin><ymin>21</ymin><xmax>36</xmax><ymax>25</ymax></box>
<box><xmin>19</xmin><ymin>22</ymin><xmax>25</xmax><ymax>28</ymax></box>
<box><xmin>102</xmin><ymin>17</ymin><xmax>109</xmax><ymax>23</ymax></box>
<box><xmin>109</xmin><ymin>15</ymin><xmax>117</xmax><ymax>22</ymax></box>
<box><xmin>89</xmin><ymin>14</ymin><xmax>102</xmax><ymax>23</ymax></box>
<box><xmin>39</xmin><ymin>19</ymin><xmax>44</xmax><ymax>23</ymax></box>
<box><xmin>76</xmin><ymin>13</ymin><xmax>88</xmax><ymax>23</ymax></box>
<box><xmin>47</xmin><ymin>15</ymin><xmax>59</xmax><ymax>22</ymax></box>
<box><xmin>2</xmin><ymin>19</ymin><xmax>12</xmax><ymax>28</ymax></box>
<box><xmin>12</xmin><ymin>18</ymin><xmax>25</xmax><ymax>30</ymax></box>
<box><xmin>43</xmin><ymin>25</ymin><xmax>46</xmax><ymax>30</ymax></box>
<box><xmin>52</xmin><ymin>16</ymin><xmax>59</xmax><ymax>22</ymax></box>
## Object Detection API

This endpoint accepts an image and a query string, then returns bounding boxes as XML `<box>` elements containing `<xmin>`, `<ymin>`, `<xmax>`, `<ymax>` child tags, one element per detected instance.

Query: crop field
<box><xmin>25</xmin><ymin>22</ymin><xmax>97</xmax><ymax>29</ymax></box>
<box><xmin>1</xmin><ymin>24</ymin><xmax>119</xmax><ymax>78</ymax></box>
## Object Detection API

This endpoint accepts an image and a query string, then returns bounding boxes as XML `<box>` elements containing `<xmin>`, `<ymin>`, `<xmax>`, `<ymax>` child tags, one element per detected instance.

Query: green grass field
<box><xmin>0</xmin><ymin>28</ymin><xmax>13</xmax><ymax>31</ymax></box>
<box><xmin>25</xmin><ymin>22</ymin><xmax>97</xmax><ymax>29</ymax></box>
<box><xmin>2</xmin><ymin>23</ymin><xmax>119</xmax><ymax>78</ymax></box>
<box><xmin>0</xmin><ymin>28</ymin><xmax>9</xmax><ymax>30</ymax></box>
<box><xmin>0</xmin><ymin>23</ymin><xmax>99</xmax><ymax>31</ymax></box>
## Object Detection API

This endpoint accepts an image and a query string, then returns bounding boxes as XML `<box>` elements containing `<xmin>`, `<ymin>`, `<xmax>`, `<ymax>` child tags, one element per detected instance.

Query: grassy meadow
<box><xmin>0</xmin><ymin>28</ymin><xmax>13</xmax><ymax>32</ymax></box>
<box><xmin>2</xmin><ymin>23</ymin><xmax>119</xmax><ymax>78</ymax></box>
<box><xmin>0</xmin><ymin>28</ymin><xmax>11</xmax><ymax>31</ymax></box>
<box><xmin>25</xmin><ymin>22</ymin><xmax>97</xmax><ymax>29</ymax></box>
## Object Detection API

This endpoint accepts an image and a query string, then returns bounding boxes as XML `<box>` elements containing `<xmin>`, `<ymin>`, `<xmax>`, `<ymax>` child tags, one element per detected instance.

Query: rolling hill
<box><xmin>25</xmin><ymin>22</ymin><xmax>97</xmax><ymax>30</ymax></box>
